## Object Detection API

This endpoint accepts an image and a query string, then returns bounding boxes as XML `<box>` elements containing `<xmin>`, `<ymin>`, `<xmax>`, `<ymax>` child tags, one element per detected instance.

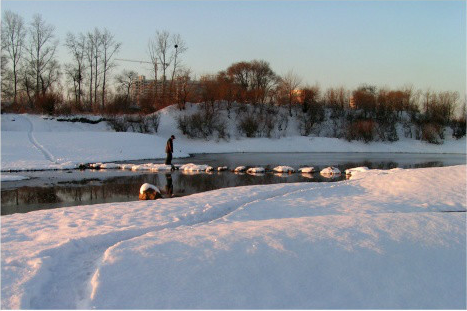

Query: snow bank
<box><xmin>2</xmin><ymin>165</ymin><xmax>465</xmax><ymax>309</ymax></box>
<box><xmin>2</xmin><ymin>111</ymin><xmax>465</xmax><ymax>171</ymax></box>
<box><xmin>0</xmin><ymin>175</ymin><xmax>29</xmax><ymax>182</ymax></box>
<box><xmin>345</xmin><ymin>166</ymin><xmax>370</xmax><ymax>175</ymax></box>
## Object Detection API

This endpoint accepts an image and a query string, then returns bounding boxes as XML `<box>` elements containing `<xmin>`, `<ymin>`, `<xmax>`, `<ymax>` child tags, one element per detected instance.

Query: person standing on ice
<box><xmin>165</xmin><ymin>135</ymin><xmax>176</xmax><ymax>170</ymax></box>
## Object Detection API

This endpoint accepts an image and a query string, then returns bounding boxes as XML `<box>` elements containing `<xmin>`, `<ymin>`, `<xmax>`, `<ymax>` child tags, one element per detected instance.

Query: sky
<box><xmin>1</xmin><ymin>0</ymin><xmax>466</xmax><ymax>96</ymax></box>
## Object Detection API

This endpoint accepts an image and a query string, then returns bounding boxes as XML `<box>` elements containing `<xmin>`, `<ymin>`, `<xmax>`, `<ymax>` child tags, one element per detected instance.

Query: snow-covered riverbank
<box><xmin>1</xmin><ymin>108</ymin><xmax>466</xmax><ymax>171</ymax></box>
<box><xmin>1</xmin><ymin>165</ymin><xmax>465</xmax><ymax>309</ymax></box>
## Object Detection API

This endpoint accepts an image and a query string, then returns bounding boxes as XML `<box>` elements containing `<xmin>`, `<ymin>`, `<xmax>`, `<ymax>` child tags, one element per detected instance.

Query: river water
<box><xmin>1</xmin><ymin>152</ymin><xmax>465</xmax><ymax>216</ymax></box>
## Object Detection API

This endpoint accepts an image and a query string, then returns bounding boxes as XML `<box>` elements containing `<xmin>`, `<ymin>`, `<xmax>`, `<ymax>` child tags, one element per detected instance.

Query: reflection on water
<box><xmin>2</xmin><ymin>152</ymin><xmax>465</xmax><ymax>216</ymax></box>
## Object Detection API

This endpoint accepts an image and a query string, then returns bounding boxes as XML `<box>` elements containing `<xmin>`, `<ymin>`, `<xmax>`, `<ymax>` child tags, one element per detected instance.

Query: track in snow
<box><xmin>20</xmin><ymin>115</ymin><xmax>58</xmax><ymax>164</ymax></box>
<box><xmin>26</xmin><ymin>185</ymin><xmax>316</xmax><ymax>309</ymax></box>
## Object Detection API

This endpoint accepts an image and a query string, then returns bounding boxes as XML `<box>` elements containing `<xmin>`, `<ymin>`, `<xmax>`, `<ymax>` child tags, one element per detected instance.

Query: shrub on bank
<box><xmin>176</xmin><ymin>109</ymin><xmax>228</xmax><ymax>140</ymax></box>
<box><xmin>107</xmin><ymin>114</ymin><xmax>160</xmax><ymax>133</ymax></box>
<box><xmin>346</xmin><ymin>119</ymin><xmax>376</xmax><ymax>143</ymax></box>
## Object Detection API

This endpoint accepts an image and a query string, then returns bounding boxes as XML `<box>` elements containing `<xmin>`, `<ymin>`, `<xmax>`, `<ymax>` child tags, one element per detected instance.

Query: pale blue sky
<box><xmin>2</xmin><ymin>0</ymin><xmax>466</xmax><ymax>95</ymax></box>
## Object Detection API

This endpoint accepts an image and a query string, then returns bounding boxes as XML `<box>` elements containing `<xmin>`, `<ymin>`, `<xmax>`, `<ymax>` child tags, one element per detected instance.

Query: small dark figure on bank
<box><xmin>165</xmin><ymin>135</ymin><xmax>176</xmax><ymax>170</ymax></box>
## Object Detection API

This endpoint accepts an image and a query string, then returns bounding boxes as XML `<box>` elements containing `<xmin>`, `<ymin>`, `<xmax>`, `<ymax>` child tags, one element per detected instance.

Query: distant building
<box><xmin>130</xmin><ymin>75</ymin><xmax>202</xmax><ymax>105</ymax></box>
<box><xmin>349</xmin><ymin>95</ymin><xmax>356</xmax><ymax>109</ymax></box>
<box><xmin>292</xmin><ymin>89</ymin><xmax>304</xmax><ymax>103</ymax></box>
<box><xmin>130</xmin><ymin>76</ymin><xmax>156</xmax><ymax>104</ymax></box>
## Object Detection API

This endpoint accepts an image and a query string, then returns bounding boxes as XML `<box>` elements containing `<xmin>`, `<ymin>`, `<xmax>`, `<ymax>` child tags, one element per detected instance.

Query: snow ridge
<box><xmin>20</xmin><ymin>184</ymin><xmax>312</xmax><ymax>309</ymax></box>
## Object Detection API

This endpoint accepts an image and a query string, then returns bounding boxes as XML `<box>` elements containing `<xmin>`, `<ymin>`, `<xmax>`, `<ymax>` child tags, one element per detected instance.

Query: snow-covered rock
<box><xmin>273</xmin><ymin>166</ymin><xmax>295</xmax><ymax>173</ymax></box>
<box><xmin>234</xmin><ymin>166</ymin><xmax>247</xmax><ymax>172</ymax></box>
<box><xmin>139</xmin><ymin>183</ymin><xmax>160</xmax><ymax>195</ymax></box>
<box><xmin>139</xmin><ymin>183</ymin><xmax>162</xmax><ymax>200</ymax></box>
<box><xmin>345</xmin><ymin>166</ymin><xmax>370</xmax><ymax>175</ymax></box>
<box><xmin>247</xmin><ymin>167</ymin><xmax>265</xmax><ymax>174</ymax></box>
<box><xmin>131</xmin><ymin>164</ymin><xmax>151</xmax><ymax>171</ymax></box>
<box><xmin>149</xmin><ymin>164</ymin><xmax>174</xmax><ymax>171</ymax></box>
<box><xmin>99</xmin><ymin>163</ymin><xmax>120</xmax><ymax>169</ymax></box>
<box><xmin>320</xmin><ymin>166</ymin><xmax>341</xmax><ymax>176</ymax></box>
<box><xmin>90</xmin><ymin>162</ymin><xmax>103</xmax><ymax>169</ymax></box>
<box><xmin>299</xmin><ymin>167</ymin><xmax>315</xmax><ymax>173</ymax></box>
<box><xmin>180</xmin><ymin>163</ymin><xmax>213</xmax><ymax>172</ymax></box>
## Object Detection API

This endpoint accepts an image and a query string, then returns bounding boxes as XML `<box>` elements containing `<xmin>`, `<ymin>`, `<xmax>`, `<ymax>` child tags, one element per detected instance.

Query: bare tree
<box><xmin>155</xmin><ymin>30</ymin><xmax>173</xmax><ymax>101</ymax></box>
<box><xmin>85</xmin><ymin>28</ymin><xmax>103</xmax><ymax>109</ymax></box>
<box><xmin>100</xmin><ymin>28</ymin><xmax>121</xmax><ymax>108</ymax></box>
<box><xmin>279</xmin><ymin>70</ymin><xmax>302</xmax><ymax>116</ymax></box>
<box><xmin>156</xmin><ymin>31</ymin><xmax>172</xmax><ymax>82</ymax></box>
<box><xmin>169</xmin><ymin>34</ymin><xmax>187</xmax><ymax>92</ymax></box>
<box><xmin>250</xmin><ymin>60</ymin><xmax>277</xmax><ymax>105</ymax></box>
<box><xmin>64</xmin><ymin>32</ymin><xmax>86</xmax><ymax>106</ymax></box>
<box><xmin>115</xmin><ymin>69</ymin><xmax>138</xmax><ymax>102</ymax></box>
<box><xmin>1</xmin><ymin>52</ymin><xmax>11</xmax><ymax>101</ymax></box>
<box><xmin>24</xmin><ymin>14</ymin><xmax>59</xmax><ymax>104</ymax></box>
<box><xmin>352</xmin><ymin>85</ymin><xmax>377</xmax><ymax>118</ymax></box>
<box><xmin>174</xmin><ymin>68</ymin><xmax>194</xmax><ymax>110</ymax></box>
<box><xmin>225</xmin><ymin>60</ymin><xmax>277</xmax><ymax>105</ymax></box>
<box><xmin>1</xmin><ymin>10</ymin><xmax>26</xmax><ymax>104</ymax></box>
<box><xmin>437</xmin><ymin>91</ymin><xmax>459</xmax><ymax>123</ymax></box>
<box><xmin>147</xmin><ymin>36</ymin><xmax>159</xmax><ymax>99</ymax></box>
<box><xmin>85</xmin><ymin>32</ymin><xmax>94</xmax><ymax>107</ymax></box>
<box><xmin>147</xmin><ymin>31</ymin><xmax>188</xmax><ymax>105</ymax></box>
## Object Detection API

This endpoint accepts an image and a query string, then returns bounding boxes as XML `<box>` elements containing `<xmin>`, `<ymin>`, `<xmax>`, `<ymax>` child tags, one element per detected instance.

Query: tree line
<box><xmin>1</xmin><ymin>10</ymin><xmax>187</xmax><ymax>114</ymax></box>
<box><xmin>2</xmin><ymin>10</ymin><xmax>465</xmax><ymax>143</ymax></box>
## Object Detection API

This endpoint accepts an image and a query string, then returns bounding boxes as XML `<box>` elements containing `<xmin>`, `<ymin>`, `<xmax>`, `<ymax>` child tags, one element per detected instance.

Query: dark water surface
<box><xmin>1</xmin><ymin>152</ymin><xmax>465</xmax><ymax>216</ymax></box>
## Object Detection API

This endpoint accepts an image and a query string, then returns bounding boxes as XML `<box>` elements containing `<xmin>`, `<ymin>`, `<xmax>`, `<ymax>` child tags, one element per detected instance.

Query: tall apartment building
<box><xmin>130</xmin><ymin>75</ymin><xmax>202</xmax><ymax>105</ymax></box>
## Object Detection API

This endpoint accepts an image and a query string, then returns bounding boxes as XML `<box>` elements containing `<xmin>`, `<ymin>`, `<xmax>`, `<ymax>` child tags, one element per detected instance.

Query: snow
<box><xmin>0</xmin><ymin>174</ymin><xmax>29</xmax><ymax>182</ymax></box>
<box><xmin>234</xmin><ymin>166</ymin><xmax>247</xmax><ymax>172</ymax></box>
<box><xmin>179</xmin><ymin>163</ymin><xmax>213</xmax><ymax>172</ymax></box>
<box><xmin>98</xmin><ymin>163</ymin><xmax>120</xmax><ymax>169</ymax></box>
<box><xmin>273</xmin><ymin>165</ymin><xmax>295</xmax><ymax>173</ymax></box>
<box><xmin>139</xmin><ymin>183</ymin><xmax>160</xmax><ymax>195</ymax></box>
<box><xmin>128</xmin><ymin>163</ymin><xmax>173</xmax><ymax>171</ymax></box>
<box><xmin>345</xmin><ymin>166</ymin><xmax>370</xmax><ymax>175</ymax></box>
<box><xmin>246</xmin><ymin>167</ymin><xmax>265</xmax><ymax>174</ymax></box>
<box><xmin>298</xmin><ymin>166</ymin><xmax>315</xmax><ymax>173</ymax></box>
<box><xmin>1</xmin><ymin>108</ymin><xmax>466</xmax><ymax>171</ymax></box>
<box><xmin>320</xmin><ymin>166</ymin><xmax>342</xmax><ymax>176</ymax></box>
<box><xmin>1</xmin><ymin>165</ymin><xmax>465</xmax><ymax>309</ymax></box>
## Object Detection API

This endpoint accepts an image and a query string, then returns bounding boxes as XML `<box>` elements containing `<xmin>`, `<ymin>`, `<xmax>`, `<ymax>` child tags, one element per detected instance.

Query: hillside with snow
<box><xmin>1</xmin><ymin>104</ymin><xmax>465</xmax><ymax>171</ymax></box>
<box><xmin>1</xmin><ymin>165</ymin><xmax>465</xmax><ymax>309</ymax></box>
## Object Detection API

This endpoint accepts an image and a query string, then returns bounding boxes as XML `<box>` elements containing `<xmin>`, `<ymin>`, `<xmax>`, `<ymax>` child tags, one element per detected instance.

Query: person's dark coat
<box><xmin>165</xmin><ymin>138</ymin><xmax>173</xmax><ymax>154</ymax></box>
